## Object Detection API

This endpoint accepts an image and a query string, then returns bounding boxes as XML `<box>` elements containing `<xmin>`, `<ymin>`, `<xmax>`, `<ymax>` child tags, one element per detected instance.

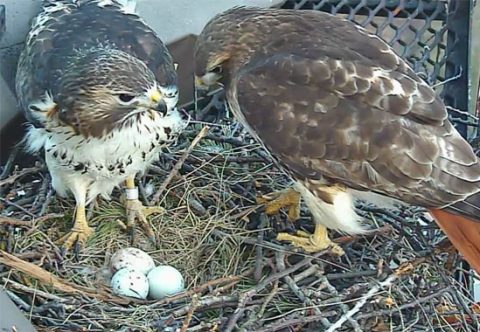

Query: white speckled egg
<box><xmin>110</xmin><ymin>247</ymin><xmax>155</xmax><ymax>275</ymax></box>
<box><xmin>147</xmin><ymin>265</ymin><xmax>185</xmax><ymax>299</ymax></box>
<box><xmin>110</xmin><ymin>268</ymin><xmax>149</xmax><ymax>299</ymax></box>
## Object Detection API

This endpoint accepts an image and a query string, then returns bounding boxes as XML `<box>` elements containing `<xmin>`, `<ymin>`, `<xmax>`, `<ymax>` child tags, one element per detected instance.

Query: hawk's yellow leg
<box><xmin>256</xmin><ymin>187</ymin><xmax>301</xmax><ymax>221</ymax></box>
<box><xmin>258</xmin><ymin>187</ymin><xmax>343</xmax><ymax>255</ymax></box>
<box><xmin>56</xmin><ymin>205</ymin><xmax>94</xmax><ymax>250</ymax></box>
<box><xmin>277</xmin><ymin>224</ymin><xmax>344</xmax><ymax>255</ymax></box>
<box><xmin>124</xmin><ymin>177</ymin><xmax>163</xmax><ymax>242</ymax></box>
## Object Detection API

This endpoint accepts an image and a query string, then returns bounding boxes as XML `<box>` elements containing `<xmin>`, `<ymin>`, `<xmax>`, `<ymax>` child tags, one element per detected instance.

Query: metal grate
<box><xmin>282</xmin><ymin>0</ymin><xmax>478</xmax><ymax>140</ymax></box>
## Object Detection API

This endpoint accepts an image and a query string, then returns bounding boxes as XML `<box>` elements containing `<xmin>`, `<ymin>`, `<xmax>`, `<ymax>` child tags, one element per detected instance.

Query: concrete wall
<box><xmin>0</xmin><ymin>0</ymin><xmax>285</xmax><ymax>130</ymax></box>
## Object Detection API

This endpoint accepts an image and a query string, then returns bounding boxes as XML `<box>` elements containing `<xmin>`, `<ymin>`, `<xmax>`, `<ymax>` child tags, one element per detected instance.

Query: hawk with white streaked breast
<box><xmin>16</xmin><ymin>0</ymin><xmax>189</xmax><ymax>250</ymax></box>
<box><xmin>194</xmin><ymin>7</ymin><xmax>480</xmax><ymax>271</ymax></box>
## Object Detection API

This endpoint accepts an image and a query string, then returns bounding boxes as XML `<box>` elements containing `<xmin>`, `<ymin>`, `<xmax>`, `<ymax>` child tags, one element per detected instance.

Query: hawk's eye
<box><xmin>118</xmin><ymin>94</ymin><xmax>135</xmax><ymax>103</ymax></box>
<box><xmin>211</xmin><ymin>66</ymin><xmax>222</xmax><ymax>74</ymax></box>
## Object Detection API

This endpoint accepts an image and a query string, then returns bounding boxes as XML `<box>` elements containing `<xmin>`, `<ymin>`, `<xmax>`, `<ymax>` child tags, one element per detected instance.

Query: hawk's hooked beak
<box><xmin>194</xmin><ymin>75</ymin><xmax>210</xmax><ymax>102</ymax></box>
<box><xmin>195</xmin><ymin>74</ymin><xmax>223</xmax><ymax>101</ymax></box>
<box><xmin>194</xmin><ymin>75</ymin><xmax>209</xmax><ymax>92</ymax></box>
<box><xmin>149</xmin><ymin>89</ymin><xmax>162</xmax><ymax>103</ymax></box>
<box><xmin>147</xmin><ymin>88</ymin><xmax>168</xmax><ymax>115</ymax></box>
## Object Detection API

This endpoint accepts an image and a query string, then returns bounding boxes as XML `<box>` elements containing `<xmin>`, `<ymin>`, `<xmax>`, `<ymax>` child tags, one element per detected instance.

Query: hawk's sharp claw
<box><xmin>56</xmin><ymin>226</ymin><xmax>94</xmax><ymax>252</ymax></box>
<box><xmin>277</xmin><ymin>225</ymin><xmax>344</xmax><ymax>256</ymax></box>
<box><xmin>124</xmin><ymin>199</ymin><xmax>163</xmax><ymax>244</ymax></box>
<box><xmin>257</xmin><ymin>187</ymin><xmax>301</xmax><ymax>221</ymax></box>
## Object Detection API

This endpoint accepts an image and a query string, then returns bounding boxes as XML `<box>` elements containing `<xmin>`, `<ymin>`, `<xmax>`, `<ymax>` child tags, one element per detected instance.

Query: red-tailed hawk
<box><xmin>16</xmin><ymin>0</ymin><xmax>189</xmax><ymax>250</ymax></box>
<box><xmin>194</xmin><ymin>7</ymin><xmax>480</xmax><ymax>272</ymax></box>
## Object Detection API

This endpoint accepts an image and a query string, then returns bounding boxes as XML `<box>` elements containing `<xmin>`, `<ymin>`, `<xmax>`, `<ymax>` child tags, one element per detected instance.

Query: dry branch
<box><xmin>150</xmin><ymin>126</ymin><xmax>210</xmax><ymax>205</ymax></box>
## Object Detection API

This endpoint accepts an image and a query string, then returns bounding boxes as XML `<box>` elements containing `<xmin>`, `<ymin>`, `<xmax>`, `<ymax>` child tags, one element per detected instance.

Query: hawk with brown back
<box><xmin>194</xmin><ymin>7</ymin><xmax>480</xmax><ymax>272</ymax></box>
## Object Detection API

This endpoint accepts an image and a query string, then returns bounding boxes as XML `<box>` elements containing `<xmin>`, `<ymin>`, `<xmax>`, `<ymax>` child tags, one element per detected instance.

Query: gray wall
<box><xmin>0</xmin><ymin>0</ymin><xmax>285</xmax><ymax>129</ymax></box>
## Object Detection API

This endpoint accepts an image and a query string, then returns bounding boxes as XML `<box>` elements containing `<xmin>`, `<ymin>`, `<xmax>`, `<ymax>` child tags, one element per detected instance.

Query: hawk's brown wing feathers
<box><xmin>234</xmin><ymin>51</ymin><xmax>480</xmax><ymax>271</ymax></box>
<box><xmin>196</xmin><ymin>7</ymin><xmax>480</xmax><ymax>271</ymax></box>
<box><xmin>234</xmin><ymin>54</ymin><xmax>480</xmax><ymax>209</ymax></box>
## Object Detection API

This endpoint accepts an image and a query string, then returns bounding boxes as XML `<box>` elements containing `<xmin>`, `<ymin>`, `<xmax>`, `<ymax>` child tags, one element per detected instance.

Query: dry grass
<box><xmin>0</xmin><ymin>96</ymin><xmax>479</xmax><ymax>331</ymax></box>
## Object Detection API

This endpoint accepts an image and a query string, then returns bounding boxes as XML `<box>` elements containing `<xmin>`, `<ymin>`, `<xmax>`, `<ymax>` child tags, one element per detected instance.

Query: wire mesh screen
<box><xmin>281</xmin><ymin>0</ymin><xmax>477</xmax><ymax>140</ymax></box>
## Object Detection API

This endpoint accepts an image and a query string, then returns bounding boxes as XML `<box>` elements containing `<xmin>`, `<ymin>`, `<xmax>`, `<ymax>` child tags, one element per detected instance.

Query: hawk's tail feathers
<box><xmin>429</xmin><ymin>208</ymin><xmax>480</xmax><ymax>274</ymax></box>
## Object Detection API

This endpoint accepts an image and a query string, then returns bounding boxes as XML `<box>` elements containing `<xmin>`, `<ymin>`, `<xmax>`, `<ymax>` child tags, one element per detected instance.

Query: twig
<box><xmin>0</xmin><ymin>213</ymin><xmax>63</xmax><ymax>231</ymax></box>
<box><xmin>222</xmin><ymin>251</ymin><xmax>329</xmax><ymax>332</ymax></box>
<box><xmin>326</xmin><ymin>269</ymin><xmax>378</xmax><ymax>281</ymax></box>
<box><xmin>256</xmin><ymin>310</ymin><xmax>338</xmax><ymax>332</ymax></box>
<box><xmin>254</xmin><ymin>214</ymin><xmax>269</xmax><ymax>281</ymax></box>
<box><xmin>317</xmin><ymin>274</ymin><xmax>362</xmax><ymax>331</ymax></box>
<box><xmin>34</xmin><ymin>173</ymin><xmax>53</xmax><ymax>216</ymax></box>
<box><xmin>438</xmin><ymin>267</ymin><xmax>479</xmax><ymax>328</ymax></box>
<box><xmin>0</xmin><ymin>251</ymin><xmax>131</xmax><ymax>305</ymax></box>
<box><xmin>257</xmin><ymin>280</ymin><xmax>279</xmax><ymax>317</ymax></box>
<box><xmin>291</xmin><ymin>264</ymin><xmax>320</xmax><ymax>283</ymax></box>
<box><xmin>182</xmin><ymin>318</ymin><xmax>228</xmax><ymax>332</ymax></box>
<box><xmin>35</xmin><ymin>213</ymin><xmax>65</xmax><ymax>225</ymax></box>
<box><xmin>0</xmin><ymin>166</ymin><xmax>42</xmax><ymax>187</ymax></box>
<box><xmin>24</xmin><ymin>213</ymin><xmax>64</xmax><ymax>237</ymax></box>
<box><xmin>6</xmin><ymin>290</ymin><xmax>32</xmax><ymax>311</ymax></box>
<box><xmin>172</xmin><ymin>295</ymin><xmax>238</xmax><ymax>317</ymax></box>
<box><xmin>201</xmin><ymin>133</ymin><xmax>252</xmax><ymax>148</ymax></box>
<box><xmin>212</xmin><ymin>280</ymin><xmax>242</xmax><ymax>295</ymax></box>
<box><xmin>32</xmin><ymin>173</ymin><xmax>50</xmax><ymax>211</ymax></box>
<box><xmin>180</xmin><ymin>294</ymin><xmax>199</xmax><ymax>332</ymax></box>
<box><xmin>148</xmin><ymin>273</ymin><xmax>246</xmax><ymax>308</ymax></box>
<box><xmin>445</xmin><ymin>106</ymin><xmax>480</xmax><ymax>122</ymax></box>
<box><xmin>355</xmin><ymin>286</ymin><xmax>451</xmax><ymax>320</ymax></box>
<box><xmin>326</xmin><ymin>260</ymin><xmax>425</xmax><ymax>332</ymax></box>
<box><xmin>0</xmin><ymin>216</ymin><xmax>32</xmax><ymax>227</ymax></box>
<box><xmin>0</xmin><ymin>143</ymin><xmax>21</xmax><ymax>181</ymax></box>
<box><xmin>276</xmin><ymin>251</ymin><xmax>305</xmax><ymax>302</ymax></box>
<box><xmin>212</xmin><ymin>229</ymin><xmax>289</xmax><ymax>252</ymax></box>
<box><xmin>0</xmin><ymin>198</ymin><xmax>36</xmax><ymax>217</ymax></box>
<box><xmin>150</xmin><ymin>126</ymin><xmax>209</xmax><ymax>205</ymax></box>
<box><xmin>3</xmin><ymin>278</ymin><xmax>73</xmax><ymax>303</ymax></box>
<box><xmin>222</xmin><ymin>293</ymin><xmax>250</xmax><ymax>332</ymax></box>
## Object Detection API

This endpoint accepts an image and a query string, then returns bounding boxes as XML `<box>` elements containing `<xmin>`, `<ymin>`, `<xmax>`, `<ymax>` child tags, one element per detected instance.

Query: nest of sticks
<box><xmin>0</xmin><ymin>91</ymin><xmax>479</xmax><ymax>332</ymax></box>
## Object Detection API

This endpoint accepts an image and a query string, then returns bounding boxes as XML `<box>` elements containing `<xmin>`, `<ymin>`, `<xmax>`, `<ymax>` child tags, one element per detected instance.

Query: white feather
<box><xmin>96</xmin><ymin>0</ymin><xmax>115</xmax><ymax>7</ymax></box>
<box><xmin>27</xmin><ymin>92</ymin><xmax>57</xmax><ymax>125</ymax></box>
<box><xmin>117</xmin><ymin>0</ymin><xmax>137</xmax><ymax>14</ymax></box>
<box><xmin>294</xmin><ymin>181</ymin><xmax>367</xmax><ymax>234</ymax></box>
<box><xmin>160</xmin><ymin>85</ymin><xmax>179</xmax><ymax>110</ymax></box>
<box><xmin>371</xmin><ymin>68</ymin><xmax>405</xmax><ymax>95</ymax></box>
<box><xmin>95</xmin><ymin>0</ymin><xmax>136</xmax><ymax>14</ymax></box>
<box><xmin>26</xmin><ymin>109</ymin><xmax>187</xmax><ymax>203</ymax></box>
<box><xmin>24</xmin><ymin>126</ymin><xmax>48</xmax><ymax>154</ymax></box>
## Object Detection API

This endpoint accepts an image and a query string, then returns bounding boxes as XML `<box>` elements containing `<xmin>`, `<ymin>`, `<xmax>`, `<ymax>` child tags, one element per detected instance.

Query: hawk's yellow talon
<box><xmin>294</xmin><ymin>230</ymin><xmax>312</xmax><ymax>238</ymax></box>
<box><xmin>125</xmin><ymin>198</ymin><xmax>164</xmax><ymax>243</ymax></box>
<box><xmin>142</xmin><ymin>206</ymin><xmax>165</xmax><ymax>217</ymax></box>
<box><xmin>277</xmin><ymin>225</ymin><xmax>344</xmax><ymax>256</ymax></box>
<box><xmin>56</xmin><ymin>206</ymin><xmax>94</xmax><ymax>250</ymax></box>
<box><xmin>257</xmin><ymin>187</ymin><xmax>301</xmax><ymax>221</ymax></box>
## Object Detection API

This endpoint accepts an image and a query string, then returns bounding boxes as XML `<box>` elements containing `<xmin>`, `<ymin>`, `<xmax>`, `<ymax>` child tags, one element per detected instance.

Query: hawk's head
<box><xmin>30</xmin><ymin>48</ymin><xmax>180</xmax><ymax>137</ymax></box>
<box><xmin>194</xmin><ymin>7</ymin><xmax>270</xmax><ymax>91</ymax></box>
